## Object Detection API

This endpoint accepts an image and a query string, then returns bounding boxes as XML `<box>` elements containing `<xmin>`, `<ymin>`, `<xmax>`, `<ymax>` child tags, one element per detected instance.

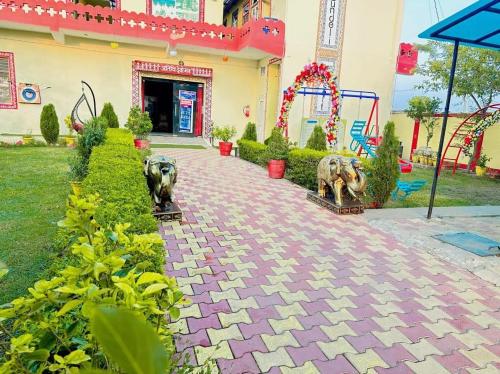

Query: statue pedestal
<box><xmin>306</xmin><ymin>192</ymin><xmax>364</xmax><ymax>215</ymax></box>
<box><xmin>153</xmin><ymin>202</ymin><xmax>182</xmax><ymax>222</ymax></box>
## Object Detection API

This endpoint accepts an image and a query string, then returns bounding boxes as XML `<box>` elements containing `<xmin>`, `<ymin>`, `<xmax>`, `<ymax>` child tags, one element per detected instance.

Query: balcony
<box><xmin>0</xmin><ymin>0</ymin><xmax>285</xmax><ymax>59</ymax></box>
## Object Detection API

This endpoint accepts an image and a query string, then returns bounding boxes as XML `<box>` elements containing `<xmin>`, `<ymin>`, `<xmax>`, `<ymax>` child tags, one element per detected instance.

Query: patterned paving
<box><xmin>156</xmin><ymin>148</ymin><xmax>500</xmax><ymax>374</ymax></box>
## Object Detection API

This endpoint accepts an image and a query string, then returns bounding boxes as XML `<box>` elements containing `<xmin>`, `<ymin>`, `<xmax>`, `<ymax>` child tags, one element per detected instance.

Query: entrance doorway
<box><xmin>142</xmin><ymin>77</ymin><xmax>203</xmax><ymax>137</ymax></box>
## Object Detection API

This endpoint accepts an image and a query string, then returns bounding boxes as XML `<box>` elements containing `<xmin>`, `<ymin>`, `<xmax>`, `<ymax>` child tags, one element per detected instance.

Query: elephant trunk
<box><xmin>346</xmin><ymin>168</ymin><xmax>367</xmax><ymax>198</ymax></box>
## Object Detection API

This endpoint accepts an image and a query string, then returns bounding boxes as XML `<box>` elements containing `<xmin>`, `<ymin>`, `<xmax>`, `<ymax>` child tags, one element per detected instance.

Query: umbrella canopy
<box><xmin>419</xmin><ymin>0</ymin><xmax>500</xmax><ymax>50</ymax></box>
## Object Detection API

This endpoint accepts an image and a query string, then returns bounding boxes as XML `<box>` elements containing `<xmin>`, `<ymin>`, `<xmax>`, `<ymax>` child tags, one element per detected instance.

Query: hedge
<box><xmin>286</xmin><ymin>148</ymin><xmax>330</xmax><ymax>191</ymax></box>
<box><xmin>237</xmin><ymin>139</ymin><xmax>267</xmax><ymax>166</ymax></box>
<box><xmin>82</xmin><ymin>129</ymin><xmax>157</xmax><ymax>235</ymax></box>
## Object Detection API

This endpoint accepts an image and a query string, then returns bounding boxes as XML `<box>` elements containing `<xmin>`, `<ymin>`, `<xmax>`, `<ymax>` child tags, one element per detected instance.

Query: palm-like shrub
<box><xmin>306</xmin><ymin>125</ymin><xmax>327</xmax><ymax>151</ymax></box>
<box><xmin>100</xmin><ymin>102</ymin><xmax>119</xmax><ymax>128</ymax></box>
<box><xmin>367</xmin><ymin>121</ymin><xmax>400</xmax><ymax>206</ymax></box>
<box><xmin>40</xmin><ymin>104</ymin><xmax>60</xmax><ymax>144</ymax></box>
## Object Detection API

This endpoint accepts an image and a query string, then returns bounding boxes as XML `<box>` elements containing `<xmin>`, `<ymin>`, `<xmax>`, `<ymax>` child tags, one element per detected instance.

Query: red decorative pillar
<box><xmin>410</xmin><ymin>119</ymin><xmax>420</xmax><ymax>161</ymax></box>
<box><xmin>194</xmin><ymin>85</ymin><xmax>204</xmax><ymax>137</ymax></box>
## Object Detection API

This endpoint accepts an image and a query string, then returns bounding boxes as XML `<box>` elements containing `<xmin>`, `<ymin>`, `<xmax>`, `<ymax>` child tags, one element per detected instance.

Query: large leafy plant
<box><xmin>0</xmin><ymin>194</ymin><xmax>187</xmax><ymax>373</ymax></box>
<box><xmin>212</xmin><ymin>125</ymin><xmax>237</xmax><ymax>143</ymax></box>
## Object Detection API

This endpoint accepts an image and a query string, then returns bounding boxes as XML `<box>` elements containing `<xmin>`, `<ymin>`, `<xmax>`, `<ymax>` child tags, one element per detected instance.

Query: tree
<box><xmin>40</xmin><ymin>104</ymin><xmax>60</xmax><ymax>144</ymax></box>
<box><xmin>405</xmin><ymin>96</ymin><xmax>441</xmax><ymax>148</ymax></box>
<box><xmin>100</xmin><ymin>102</ymin><xmax>119</xmax><ymax>128</ymax></box>
<box><xmin>367</xmin><ymin>122</ymin><xmax>400</xmax><ymax>206</ymax></box>
<box><xmin>241</xmin><ymin>122</ymin><xmax>257</xmax><ymax>141</ymax></box>
<box><xmin>417</xmin><ymin>41</ymin><xmax>500</xmax><ymax>110</ymax></box>
<box><xmin>305</xmin><ymin>125</ymin><xmax>327</xmax><ymax>151</ymax></box>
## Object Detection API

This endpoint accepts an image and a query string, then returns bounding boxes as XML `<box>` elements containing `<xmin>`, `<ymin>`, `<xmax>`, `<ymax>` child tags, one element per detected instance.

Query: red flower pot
<box><xmin>219</xmin><ymin>141</ymin><xmax>233</xmax><ymax>156</ymax></box>
<box><xmin>134</xmin><ymin>139</ymin><xmax>150</xmax><ymax>149</ymax></box>
<box><xmin>268</xmin><ymin>160</ymin><xmax>286</xmax><ymax>179</ymax></box>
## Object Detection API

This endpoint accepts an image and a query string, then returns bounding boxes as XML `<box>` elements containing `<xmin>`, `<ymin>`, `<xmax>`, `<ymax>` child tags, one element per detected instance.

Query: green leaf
<box><xmin>90</xmin><ymin>306</ymin><xmax>170</xmax><ymax>374</ymax></box>
<box><xmin>137</xmin><ymin>272</ymin><xmax>165</xmax><ymax>286</ymax></box>
<box><xmin>169</xmin><ymin>307</ymin><xmax>180</xmax><ymax>320</ymax></box>
<box><xmin>22</xmin><ymin>349</ymin><xmax>50</xmax><ymax>361</ymax></box>
<box><xmin>115</xmin><ymin>282</ymin><xmax>134</xmax><ymax>295</ymax></box>
<box><xmin>142</xmin><ymin>283</ymin><xmax>168</xmax><ymax>296</ymax></box>
<box><xmin>57</xmin><ymin>299</ymin><xmax>83</xmax><ymax>316</ymax></box>
<box><xmin>64</xmin><ymin>349</ymin><xmax>91</xmax><ymax>365</ymax></box>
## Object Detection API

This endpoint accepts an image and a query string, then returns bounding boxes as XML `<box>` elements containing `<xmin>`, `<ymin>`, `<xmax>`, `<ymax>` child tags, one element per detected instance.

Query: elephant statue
<box><xmin>317</xmin><ymin>155</ymin><xmax>367</xmax><ymax>206</ymax></box>
<box><xmin>144</xmin><ymin>155</ymin><xmax>178</xmax><ymax>211</ymax></box>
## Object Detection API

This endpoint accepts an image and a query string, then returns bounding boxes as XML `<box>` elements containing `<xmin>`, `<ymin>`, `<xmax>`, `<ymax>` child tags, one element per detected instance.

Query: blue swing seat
<box><xmin>391</xmin><ymin>180</ymin><xmax>427</xmax><ymax>201</ymax></box>
<box><xmin>349</xmin><ymin>120</ymin><xmax>377</xmax><ymax>158</ymax></box>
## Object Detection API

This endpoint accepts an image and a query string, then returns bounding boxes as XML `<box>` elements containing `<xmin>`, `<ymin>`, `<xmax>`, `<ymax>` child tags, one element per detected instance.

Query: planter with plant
<box><xmin>64</xmin><ymin>115</ymin><xmax>76</xmax><ymax>147</ymax></box>
<box><xmin>263</xmin><ymin>127</ymin><xmax>289</xmax><ymax>179</ymax></box>
<box><xmin>22</xmin><ymin>130</ymin><xmax>33</xmax><ymax>145</ymax></box>
<box><xmin>125</xmin><ymin>106</ymin><xmax>153</xmax><ymax>149</ymax></box>
<box><xmin>475</xmin><ymin>153</ymin><xmax>490</xmax><ymax>177</ymax></box>
<box><xmin>212</xmin><ymin>125</ymin><xmax>237</xmax><ymax>156</ymax></box>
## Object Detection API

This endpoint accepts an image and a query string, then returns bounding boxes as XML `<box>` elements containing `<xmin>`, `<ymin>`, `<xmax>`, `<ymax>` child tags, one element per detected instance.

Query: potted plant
<box><xmin>64</xmin><ymin>115</ymin><xmax>76</xmax><ymax>147</ymax></box>
<box><xmin>263</xmin><ymin>127</ymin><xmax>289</xmax><ymax>179</ymax></box>
<box><xmin>125</xmin><ymin>106</ymin><xmax>153</xmax><ymax>149</ymax></box>
<box><xmin>212</xmin><ymin>125</ymin><xmax>237</xmax><ymax>156</ymax></box>
<box><xmin>475</xmin><ymin>153</ymin><xmax>490</xmax><ymax>177</ymax></box>
<box><xmin>22</xmin><ymin>130</ymin><xmax>33</xmax><ymax>145</ymax></box>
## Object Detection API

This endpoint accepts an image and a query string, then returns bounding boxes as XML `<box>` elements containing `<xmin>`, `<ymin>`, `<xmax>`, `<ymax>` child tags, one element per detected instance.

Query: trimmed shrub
<box><xmin>126</xmin><ymin>106</ymin><xmax>153</xmax><ymax>139</ymax></box>
<box><xmin>237</xmin><ymin>139</ymin><xmax>267</xmax><ymax>166</ymax></box>
<box><xmin>262</xmin><ymin>127</ymin><xmax>289</xmax><ymax>164</ymax></box>
<box><xmin>306</xmin><ymin>125</ymin><xmax>327</xmax><ymax>151</ymax></box>
<box><xmin>40</xmin><ymin>104</ymin><xmax>60</xmax><ymax>144</ymax></box>
<box><xmin>241</xmin><ymin>122</ymin><xmax>257</xmax><ymax>141</ymax></box>
<box><xmin>286</xmin><ymin>148</ymin><xmax>330</xmax><ymax>190</ymax></box>
<box><xmin>100</xmin><ymin>102</ymin><xmax>120</xmax><ymax>128</ymax></box>
<box><xmin>82</xmin><ymin>129</ymin><xmax>157</xmax><ymax>235</ymax></box>
<box><xmin>367</xmin><ymin>121</ymin><xmax>400</xmax><ymax>206</ymax></box>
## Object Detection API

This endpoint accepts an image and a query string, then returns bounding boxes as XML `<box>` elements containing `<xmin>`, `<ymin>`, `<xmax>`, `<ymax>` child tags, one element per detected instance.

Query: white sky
<box><xmin>393</xmin><ymin>0</ymin><xmax>477</xmax><ymax>111</ymax></box>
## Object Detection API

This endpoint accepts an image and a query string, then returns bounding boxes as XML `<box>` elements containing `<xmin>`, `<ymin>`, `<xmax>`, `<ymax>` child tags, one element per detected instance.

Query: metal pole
<box><xmin>427</xmin><ymin>40</ymin><xmax>459</xmax><ymax>219</ymax></box>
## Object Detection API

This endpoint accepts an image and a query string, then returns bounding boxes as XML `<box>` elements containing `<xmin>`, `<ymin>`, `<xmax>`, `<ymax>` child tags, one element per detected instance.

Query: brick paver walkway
<box><xmin>157</xmin><ymin>148</ymin><xmax>500</xmax><ymax>374</ymax></box>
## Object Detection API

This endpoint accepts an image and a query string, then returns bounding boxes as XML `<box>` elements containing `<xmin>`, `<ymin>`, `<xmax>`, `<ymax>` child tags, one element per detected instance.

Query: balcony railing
<box><xmin>0</xmin><ymin>0</ymin><xmax>285</xmax><ymax>58</ymax></box>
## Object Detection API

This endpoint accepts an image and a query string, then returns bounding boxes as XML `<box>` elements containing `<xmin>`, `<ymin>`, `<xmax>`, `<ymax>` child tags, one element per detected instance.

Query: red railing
<box><xmin>0</xmin><ymin>0</ymin><xmax>285</xmax><ymax>57</ymax></box>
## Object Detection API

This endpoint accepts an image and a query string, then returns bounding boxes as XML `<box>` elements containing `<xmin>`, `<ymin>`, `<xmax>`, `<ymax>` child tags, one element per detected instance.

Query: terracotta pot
<box><xmin>22</xmin><ymin>136</ymin><xmax>33</xmax><ymax>145</ymax></box>
<box><xmin>475</xmin><ymin>166</ymin><xmax>487</xmax><ymax>177</ymax></box>
<box><xmin>65</xmin><ymin>136</ymin><xmax>76</xmax><ymax>147</ymax></box>
<box><xmin>369</xmin><ymin>201</ymin><xmax>383</xmax><ymax>209</ymax></box>
<box><xmin>268</xmin><ymin>159</ymin><xmax>286</xmax><ymax>179</ymax></box>
<box><xmin>134</xmin><ymin>139</ymin><xmax>150</xmax><ymax>150</ymax></box>
<box><xmin>218</xmin><ymin>141</ymin><xmax>233</xmax><ymax>156</ymax></box>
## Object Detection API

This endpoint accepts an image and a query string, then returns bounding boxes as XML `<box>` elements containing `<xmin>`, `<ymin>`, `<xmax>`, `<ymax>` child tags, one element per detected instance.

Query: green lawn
<box><xmin>386</xmin><ymin>166</ymin><xmax>500</xmax><ymax>208</ymax></box>
<box><xmin>0</xmin><ymin>147</ymin><xmax>70</xmax><ymax>304</ymax></box>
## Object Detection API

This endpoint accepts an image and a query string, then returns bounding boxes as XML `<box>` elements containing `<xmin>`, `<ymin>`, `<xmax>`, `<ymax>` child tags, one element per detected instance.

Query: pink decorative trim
<box><xmin>146</xmin><ymin>0</ymin><xmax>205</xmax><ymax>22</ymax></box>
<box><xmin>115</xmin><ymin>0</ymin><xmax>121</xmax><ymax>10</ymax></box>
<box><xmin>132</xmin><ymin>60</ymin><xmax>213</xmax><ymax>138</ymax></box>
<box><xmin>0</xmin><ymin>51</ymin><xmax>17</xmax><ymax>110</ymax></box>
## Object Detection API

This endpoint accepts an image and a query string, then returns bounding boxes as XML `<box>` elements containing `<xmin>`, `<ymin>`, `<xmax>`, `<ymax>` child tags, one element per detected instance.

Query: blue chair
<box><xmin>391</xmin><ymin>180</ymin><xmax>427</xmax><ymax>201</ymax></box>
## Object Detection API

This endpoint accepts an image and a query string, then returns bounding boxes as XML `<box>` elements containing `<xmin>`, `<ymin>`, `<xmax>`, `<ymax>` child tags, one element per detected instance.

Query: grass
<box><xmin>150</xmin><ymin>144</ymin><xmax>205</xmax><ymax>149</ymax></box>
<box><xmin>386</xmin><ymin>166</ymin><xmax>500</xmax><ymax>208</ymax></box>
<box><xmin>0</xmin><ymin>147</ymin><xmax>70</xmax><ymax>304</ymax></box>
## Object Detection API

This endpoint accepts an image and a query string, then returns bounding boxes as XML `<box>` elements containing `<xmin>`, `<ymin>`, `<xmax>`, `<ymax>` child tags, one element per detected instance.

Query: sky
<box><xmin>393</xmin><ymin>0</ymin><xmax>477</xmax><ymax>111</ymax></box>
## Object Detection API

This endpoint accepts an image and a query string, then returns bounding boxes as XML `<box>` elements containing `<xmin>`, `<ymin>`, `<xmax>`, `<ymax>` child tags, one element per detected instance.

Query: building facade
<box><xmin>0</xmin><ymin>0</ymin><xmax>404</xmax><ymax>146</ymax></box>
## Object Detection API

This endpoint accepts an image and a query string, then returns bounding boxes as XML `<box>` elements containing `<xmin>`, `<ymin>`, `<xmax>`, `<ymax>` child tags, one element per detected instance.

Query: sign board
<box><xmin>179</xmin><ymin>90</ymin><xmax>196</xmax><ymax>133</ymax></box>
<box><xmin>320</xmin><ymin>0</ymin><xmax>342</xmax><ymax>50</ymax></box>
<box><xmin>152</xmin><ymin>0</ymin><xmax>200</xmax><ymax>21</ymax></box>
<box><xmin>18</xmin><ymin>83</ymin><xmax>41</xmax><ymax>104</ymax></box>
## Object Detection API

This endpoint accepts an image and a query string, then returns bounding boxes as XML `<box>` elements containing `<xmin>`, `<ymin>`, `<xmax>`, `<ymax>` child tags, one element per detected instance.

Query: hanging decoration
<box><xmin>462</xmin><ymin>110</ymin><xmax>499</xmax><ymax>157</ymax></box>
<box><xmin>277</xmin><ymin>62</ymin><xmax>340</xmax><ymax>145</ymax></box>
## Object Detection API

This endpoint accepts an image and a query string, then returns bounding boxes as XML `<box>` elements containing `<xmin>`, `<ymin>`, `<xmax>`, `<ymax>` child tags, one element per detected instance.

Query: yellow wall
<box><xmin>0</xmin><ymin>29</ymin><xmax>260</xmax><ymax>141</ymax></box>
<box><xmin>391</xmin><ymin>112</ymin><xmax>500</xmax><ymax>170</ymax></box>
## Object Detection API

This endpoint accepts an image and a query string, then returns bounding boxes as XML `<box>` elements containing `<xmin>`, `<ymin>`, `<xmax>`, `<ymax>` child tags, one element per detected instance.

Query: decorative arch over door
<box><xmin>132</xmin><ymin>60</ymin><xmax>213</xmax><ymax>138</ymax></box>
<box><xmin>277</xmin><ymin>62</ymin><xmax>340</xmax><ymax>145</ymax></box>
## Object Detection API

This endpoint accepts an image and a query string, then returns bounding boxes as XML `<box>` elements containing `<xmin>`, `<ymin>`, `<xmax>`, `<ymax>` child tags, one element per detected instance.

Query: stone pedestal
<box><xmin>307</xmin><ymin>192</ymin><xmax>364</xmax><ymax>215</ymax></box>
<box><xmin>153</xmin><ymin>202</ymin><xmax>182</xmax><ymax>222</ymax></box>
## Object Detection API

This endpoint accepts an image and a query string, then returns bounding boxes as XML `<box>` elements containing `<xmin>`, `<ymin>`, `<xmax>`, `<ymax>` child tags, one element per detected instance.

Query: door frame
<box><xmin>132</xmin><ymin>61</ymin><xmax>213</xmax><ymax>138</ymax></box>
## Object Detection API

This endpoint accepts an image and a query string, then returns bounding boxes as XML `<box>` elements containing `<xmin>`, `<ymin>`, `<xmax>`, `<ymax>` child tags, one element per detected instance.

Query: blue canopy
<box><xmin>419</xmin><ymin>0</ymin><xmax>500</xmax><ymax>50</ymax></box>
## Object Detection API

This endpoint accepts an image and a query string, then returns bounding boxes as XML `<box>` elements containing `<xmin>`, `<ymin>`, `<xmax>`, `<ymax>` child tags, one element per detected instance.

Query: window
<box><xmin>251</xmin><ymin>0</ymin><xmax>259</xmax><ymax>20</ymax></box>
<box><xmin>151</xmin><ymin>0</ymin><xmax>201</xmax><ymax>21</ymax></box>
<box><xmin>0</xmin><ymin>52</ymin><xmax>17</xmax><ymax>109</ymax></box>
<box><xmin>242</xmin><ymin>1</ymin><xmax>250</xmax><ymax>24</ymax></box>
<box><xmin>231</xmin><ymin>9</ymin><xmax>239</xmax><ymax>27</ymax></box>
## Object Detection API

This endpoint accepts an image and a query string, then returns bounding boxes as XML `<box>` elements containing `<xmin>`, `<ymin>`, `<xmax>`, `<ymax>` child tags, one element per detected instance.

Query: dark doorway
<box><xmin>143</xmin><ymin>78</ymin><xmax>173</xmax><ymax>133</ymax></box>
<box><xmin>142</xmin><ymin>77</ymin><xmax>203</xmax><ymax>137</ymax></box>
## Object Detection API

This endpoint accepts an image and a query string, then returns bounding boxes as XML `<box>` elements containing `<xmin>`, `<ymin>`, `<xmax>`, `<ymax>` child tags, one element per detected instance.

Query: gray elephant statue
<box><xmin>144</xmin><ymin>155</ymin><xmax>178</xmax><ymax>211</ymax></box>
<box><xmin>317</xmin><ymin>155</ymin><xmax>367</xmax><ymax>207</ymax></box>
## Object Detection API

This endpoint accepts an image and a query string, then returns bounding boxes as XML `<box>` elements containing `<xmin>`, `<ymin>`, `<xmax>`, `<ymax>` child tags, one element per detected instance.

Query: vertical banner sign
<box><xmin>321</xmin><ymin>0</ymin><xmax>341</xmax><ymax>49</ymax></box>
<box><xmin>179</xmin><ymin>90</ymin><xmax>196</xmax><ymax>133</ymax></box>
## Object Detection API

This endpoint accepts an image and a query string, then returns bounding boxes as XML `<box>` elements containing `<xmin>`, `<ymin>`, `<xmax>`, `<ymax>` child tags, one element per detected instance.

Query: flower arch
<box><xmin>462</xmin><ymin>109</ymin><xmax>499</xmax><ymax>157</ymax></box>
<box><xmin>277</xmin><ymin>62</ymin><xmax>340</xmax><ymax>145</ymax></box>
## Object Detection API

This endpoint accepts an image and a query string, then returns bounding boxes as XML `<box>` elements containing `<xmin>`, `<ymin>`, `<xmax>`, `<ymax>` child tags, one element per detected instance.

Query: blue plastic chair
<box><xmin>391</xmin><ymin>180</ymin><xmax>427</xmax><ymax>201</ymax></box>
<box><xmin>349</xmin><ymin>120</ymin><xmax>377</xmax><ymax>158</ymax></box>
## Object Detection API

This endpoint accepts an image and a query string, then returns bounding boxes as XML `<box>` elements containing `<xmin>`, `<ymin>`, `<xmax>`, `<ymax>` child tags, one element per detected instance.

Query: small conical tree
<box><xmin>305</xmin><ymin>125</ymin><xmax>327</xmax><ymax>151</ymax></box>
<box><xmin>241</xmin><ymin>122</ymin><xmax>257</xmax><ymax>141</ymax></box>
<box><xmin>367</xmin><ymin>121</ymin><xmax>400</xmax><ymax>206</ymax></box>
<box><xmin>40</xmin><ymin>104</ymin><xmax>59</xmax><ymax>145</ymax></box>
<box><xmin>100</xmin><ymin>102</ymin><xmax>119</xmax><ymax>128</ymax></box>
